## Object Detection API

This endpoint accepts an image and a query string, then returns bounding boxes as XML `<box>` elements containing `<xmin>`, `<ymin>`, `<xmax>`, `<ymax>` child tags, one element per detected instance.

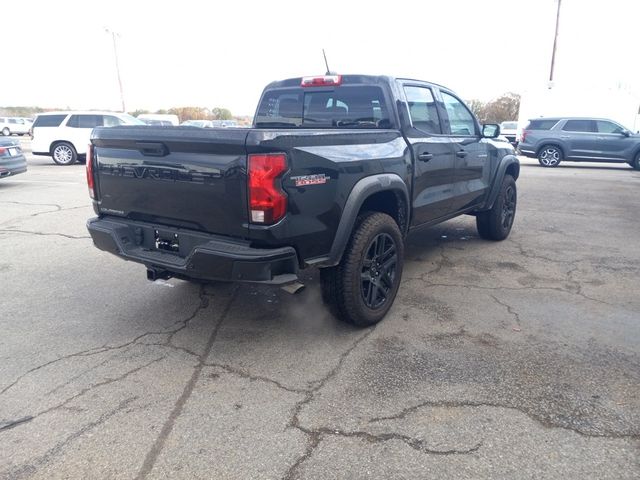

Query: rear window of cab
<box><xmin>255</xmin><ymin>86</ymin><xmax>392</xmax><ymax>129</ymax></box>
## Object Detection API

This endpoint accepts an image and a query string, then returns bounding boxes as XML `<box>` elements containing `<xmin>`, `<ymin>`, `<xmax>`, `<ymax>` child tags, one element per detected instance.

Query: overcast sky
<box><xmin>2</xmin><ymin>0</ymin><xmax>639</xmax><ymax>115</ymax></box>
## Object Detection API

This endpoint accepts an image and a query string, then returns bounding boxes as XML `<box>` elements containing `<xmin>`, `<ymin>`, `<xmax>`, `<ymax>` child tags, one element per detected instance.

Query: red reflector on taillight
<box><xmin>86</xmin><ymin>143</ymin><xmax>95</xmax><ymax>199</ymax></box>
<box><xmin>0</xmin><ymin>147</ymin><xmax>6</xmax><ymax>156</ymax></box>
<box><xmin>248</xmin><ymin>153</ymin><xmax>287</xmax><ymax>224</ymax></box>
<box><xmin>301</xmin><ymin>75</ymin><xmax>342</xmax><ymax>87</ymax></box>
<box><xmin>521</xmin><ymin>130</ymin><xmax>528</xmax><ymax>143</ymax></box>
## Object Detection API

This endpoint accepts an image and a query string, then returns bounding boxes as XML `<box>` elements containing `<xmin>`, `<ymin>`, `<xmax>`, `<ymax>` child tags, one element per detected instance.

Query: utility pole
<box><xmin>105</xmin><ymin>28</ymin><xmax>126</xmax><ymax>112</ymax></box>
<box><xmin>549</xmin><ymin>0</ymin><xmax>562</xmax><ymax>83</ymax></box>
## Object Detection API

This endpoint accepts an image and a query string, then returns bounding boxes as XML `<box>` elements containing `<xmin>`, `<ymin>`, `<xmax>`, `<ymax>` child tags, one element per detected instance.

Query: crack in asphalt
<box><xmin>0</xmin><ymin>285</ymin><xmax>211</xmax><ymax>397</ymax></box>
<box><xmin>489</xmin><ymin>294</ymin><xmax>522</xmax><ymax>329</ymax></box>
<box><xmin>135</xmin><ymin>287</ymin><xmax>239</xmax><ymax>480</ymax></box>
<box><xmin>0</xmin><ymin>416</ymin><xmax>34</xmax><ymax>432</ymax></box>
<box><xmin>315</xmin><ymin>427</ymin><xmax>483</xmax><ymax>455</ymax></box>
<box><xmin>206</xmin><ymin>362</ymin><xmax>309</xmax><ymax>394</ymax></box>
<box><xmin>404</xmin><ymin>278</ymin><xmax>624</xmax><ymax>310</ymax></box>
<box><xmin>508</xmin><ymin>238</ymin><xmax>579</xmax><ymax>265</ymax></box>
<box><xmin>30</xmin><ymin>356</ymin><xmax>167</xmax><ymax>421</ymax></box>
<box><xmin>368</xmin><ymin>399</ymin><xmax>640</xmax><ymax>440</ymax></box>
<box><xmin>1</xmin><ymin>397</ymin><xmax>137</xmax><ymax>480</ymax></box>
<box><xmin>283</xmin><ymin>326</ymin><xmax>379</xmax><ymax>480</ymax></box>
<box><xmin>0</xmin><ymin>229</ymin><xmax>91</xmax><ymax>240</ymax></box>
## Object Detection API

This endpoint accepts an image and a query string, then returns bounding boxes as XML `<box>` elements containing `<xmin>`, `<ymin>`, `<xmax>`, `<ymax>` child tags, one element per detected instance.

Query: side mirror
<box><xmin>621</xmin><ymin>130</ymin><xmax>631</xmax><ymax>137</ymax></box>
<box><xmin>482</xmin><ymin>124</ymin><xmax>500</xmax><ymax>138</ymax></box>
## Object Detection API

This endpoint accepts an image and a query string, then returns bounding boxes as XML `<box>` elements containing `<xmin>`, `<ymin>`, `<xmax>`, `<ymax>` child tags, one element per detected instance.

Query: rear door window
<box><xmin>255</xmin><ymin>86</ymin><xmax>392</xmax><ymax>129</ymax></box>
<box><xmin>67</xmin><ymin>115</ymin><xmax>103</xmax><ymax>128</ymax></box>
<box><xmin>403</xmin><ymin>86</ymin><xmax>442</xmax><ymax>134</ymax></box>
<box><xmin>526</xmin><ymin>119</ymin><xmax>560</xmax><ymax>130</ymax></box>
<box><xmin>33</xmin><ymin>115</ymin><xmax>67</xmax><ymax>127</ymax></box>
<box><xmin>562</xmin><ymin>120</ymin><xmax>595</xmax><ymax>132</ymax></box>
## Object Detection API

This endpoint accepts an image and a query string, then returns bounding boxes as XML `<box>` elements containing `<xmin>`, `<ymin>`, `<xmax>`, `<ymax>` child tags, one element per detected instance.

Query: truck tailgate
<box><xmin>91</xmin><ymin>126</ymin><xmax>249</xmax><ymax>237</ymax></box>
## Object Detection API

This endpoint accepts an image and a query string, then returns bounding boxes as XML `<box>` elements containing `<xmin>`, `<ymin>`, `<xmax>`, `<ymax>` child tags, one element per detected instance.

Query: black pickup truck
<box><xmin>87</xmin><ymin>74</ymin><xmax>519</xmax><ymax>326</ymax></box>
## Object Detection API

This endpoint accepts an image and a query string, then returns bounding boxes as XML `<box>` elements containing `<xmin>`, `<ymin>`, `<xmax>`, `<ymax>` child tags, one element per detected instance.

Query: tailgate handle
<box><xmin>137</xmin><ymin>142</ymin><xmax>168</xmax><ymax>157</ymax></box>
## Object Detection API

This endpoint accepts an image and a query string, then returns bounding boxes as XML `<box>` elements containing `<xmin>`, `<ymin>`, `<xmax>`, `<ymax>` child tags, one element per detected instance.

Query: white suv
<box><xmin>0</xmin><ymin>117</ymin><xmax>31</xmax><ymax>136</ymax></box>
<box><xmin>31</xmin><ymin>111</ymin><xmax>144</xmax><ymax>165</ymax></box>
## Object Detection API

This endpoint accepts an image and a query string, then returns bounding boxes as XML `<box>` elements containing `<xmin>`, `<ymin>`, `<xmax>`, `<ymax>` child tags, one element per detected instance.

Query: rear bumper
<box><xmin>0</xmin><ymin>155</ymin><xmax>27</xmax><ymax>178</ymax></box>
<box><xmin>87</xmin><ymin>216</ymin><xmax>300</xmax><ymax>285</ymax></box>
<box><xmin>517</xmin><ymin>145</ymin><xmax>536</xmax><ymax>157</ymax></box>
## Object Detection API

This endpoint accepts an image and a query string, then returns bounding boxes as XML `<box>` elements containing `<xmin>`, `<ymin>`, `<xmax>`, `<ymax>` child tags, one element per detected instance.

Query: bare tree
<box><xmin>467</xmin><ymin>93</ymin><xmax>520</xmax><ymax>124</ymax></box>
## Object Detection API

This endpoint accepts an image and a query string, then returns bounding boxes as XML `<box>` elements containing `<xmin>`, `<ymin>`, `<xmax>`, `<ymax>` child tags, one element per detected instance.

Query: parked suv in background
<box><xmin>0</xmin><ymin>117</ymin><xmax>31</xmax><ymax>136</ymax></box>
<box><xmin>31</xmin><ymin>112</ymin><xmax>145</xmax><ymax>165</ymax></box>
<box><xmin>519</xmin><ymin>117</ymin><xmax>640</xmax><ymax>170</ymax></box>
<box><xmin>500</xmin><ymin>121</ymin><xmax>518</xmax><ymax>146</ymax></box>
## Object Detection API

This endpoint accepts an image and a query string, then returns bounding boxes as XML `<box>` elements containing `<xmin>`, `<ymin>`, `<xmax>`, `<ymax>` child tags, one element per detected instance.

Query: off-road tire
<box><xmin>320</xmin><ymin>212</ymin><xmax>404</xmax><ymax>327</ymax></box>
<box><xmin>476</xmin><ymin>174</ymin><xmax>517</xmax><ymax>241</ymax></box>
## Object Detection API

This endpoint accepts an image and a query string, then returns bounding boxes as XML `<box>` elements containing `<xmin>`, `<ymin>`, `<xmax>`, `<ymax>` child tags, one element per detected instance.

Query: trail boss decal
<box><xmin>291</xmin><ymin>174</ymin><xmax>329</xmax><ymax>187</ymax></box>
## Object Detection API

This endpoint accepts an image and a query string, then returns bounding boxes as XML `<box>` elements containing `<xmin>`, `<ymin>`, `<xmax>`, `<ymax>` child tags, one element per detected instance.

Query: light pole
<box><xmin>105</xmin><ymin>28</ymin><xmax>126</xmax><ymax>112</ymax></box>
<box><xmin>549</xmin><ymin>0</ymin><xmax>562</xmax><ymax>84</ymax></box>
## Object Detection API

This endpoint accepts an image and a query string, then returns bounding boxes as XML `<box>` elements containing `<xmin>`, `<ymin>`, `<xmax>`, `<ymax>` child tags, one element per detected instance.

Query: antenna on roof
<box><xmin>322</xmin><ymin>49</ymin><xmax>334</xmax><ymax>75</ymax></box>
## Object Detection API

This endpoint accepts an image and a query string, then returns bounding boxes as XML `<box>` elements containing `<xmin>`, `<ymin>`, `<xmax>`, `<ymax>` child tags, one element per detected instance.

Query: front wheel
<box><xmin>476</xmin><ymin>174</ymin><xmax>517</xmax><ymax>241</ymax></box>
<box><xmin>538</xmin><ymin>145</ymin><xmax>562</xmax><ymax>167</ymax></box>
<box><xmin>1</xmin><ymin>128</ymin><xmax>10</xmax><ymax>136</ymax></box>
<box><xmin>632</xmin><ymin>152</ymin><xmax>640</xmax><ymax>171</ymax></box>
<box><xmin>52</xmin><ymin>142</ymin><xmax>77</xmax><ymax>165</ymax></box>
<box><xmin>320</xmin><ymin>212</ymin><xmax>404</xmax><ymax>327</ymax></box>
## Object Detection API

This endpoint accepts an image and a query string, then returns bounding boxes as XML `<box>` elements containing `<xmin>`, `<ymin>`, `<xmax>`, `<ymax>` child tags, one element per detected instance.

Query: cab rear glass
<box><xmin>255</xmin><ymin>86</ymin><xmax>392</xmax><ymax>129</ymax></box>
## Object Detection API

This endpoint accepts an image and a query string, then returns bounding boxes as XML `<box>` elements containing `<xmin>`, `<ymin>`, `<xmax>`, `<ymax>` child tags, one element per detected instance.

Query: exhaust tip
<box><xmin>281</xmin><ymin>282</ymin><xmax>305</xmax><ymax>295</ymax></box>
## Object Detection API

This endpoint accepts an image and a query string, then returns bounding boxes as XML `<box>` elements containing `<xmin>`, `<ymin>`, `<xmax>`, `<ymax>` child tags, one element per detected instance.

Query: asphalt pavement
<box><xmin>1</xmin><ymin>139</ymin><xmax>639</xmax><ymax>479</ymax></box>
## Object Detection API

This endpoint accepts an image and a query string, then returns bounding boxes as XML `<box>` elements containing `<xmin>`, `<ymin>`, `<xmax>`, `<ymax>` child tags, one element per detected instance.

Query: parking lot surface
<box><xmin>1</xmin><ymin>140</ymin><xmax>639</xmax><ymax>479</ymax></box>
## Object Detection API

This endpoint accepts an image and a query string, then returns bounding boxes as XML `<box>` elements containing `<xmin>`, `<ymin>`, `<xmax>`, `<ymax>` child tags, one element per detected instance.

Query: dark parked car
<box><xmin>86</xmin><ymin>74</ymin><xmax>519</xmax><ymax>326</ymax></box>
<box><xmin>0</xmin><ymin>138</ymin><xmax>27</xmax><ymax>179</ymax></box>
<box><xmin>519</xmin><ymin>117</ymin><xmax>640</xmax><ymax>169</ymax></box>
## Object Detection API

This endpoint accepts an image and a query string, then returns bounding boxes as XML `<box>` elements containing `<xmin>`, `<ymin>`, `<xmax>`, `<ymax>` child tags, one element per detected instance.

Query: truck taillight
<box><xmin>248</xmin><ymin>153</ymin><xmax>287</xmax><ymax>224</ymax></box>
<box><xmin>301</xmin><ymin>75</ymin><xmax>342</xmax><ymax>87</ymax></box>
<box><xmin>521</xmin><ymin>130</ymin><xmax>528</xmax><ymax>143</ymax></box>
<box><xmin>86</xmin><ymin>143</ymin><xmax>95</xmax><ymax>199</ymax></box>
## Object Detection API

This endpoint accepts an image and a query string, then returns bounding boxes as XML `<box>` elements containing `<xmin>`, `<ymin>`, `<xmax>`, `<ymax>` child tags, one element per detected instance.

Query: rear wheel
<box><xmin>1</xmin><ymin>127</ymin><xmax>9</xmax><ymax>136</ymax></box>
<box><xmin>320</xmin><ymin>212</ymin><xmax>404</xmax><ymax>327</ymax></box>
<box><xmin>52</xmin><ymin>142</ymin><xmax>77</xmax><ymax>165</ymax></box>
<box><xmin>632</xmin><ymin>152</ymin><xmax>640</xmax><ymax>171</ymax></box>
<box><xmin>538</xmin><ymin>145</ymin><xmax>562</xmax><ymax>167</ymax></box>
<box><xmin>476</xmin><ymin>174</ymin><xmax>517</xmax><ymax>241</ymax></box>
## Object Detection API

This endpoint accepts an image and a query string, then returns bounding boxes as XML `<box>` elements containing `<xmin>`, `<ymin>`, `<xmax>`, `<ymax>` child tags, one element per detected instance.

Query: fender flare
<box><xmin>483</xmin><ymin>155</ymin><xmax>520</xmax><ymax>210</ymax></box>
<box><xmin>321</xmin><ymin>173</ymin><xmax>409</xmax><ymax>267</ymax></box>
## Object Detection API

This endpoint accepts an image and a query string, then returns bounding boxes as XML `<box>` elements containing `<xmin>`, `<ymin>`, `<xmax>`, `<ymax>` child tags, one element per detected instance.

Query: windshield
<box><xmin>118</xmin><ymin>113</ymin><xmax>146</xmax><ymax>125</ymax></box>
<box><xmin>255</xmin><ymin>86</ymin><xmax>392</xmax><ymax>129</ymax></box>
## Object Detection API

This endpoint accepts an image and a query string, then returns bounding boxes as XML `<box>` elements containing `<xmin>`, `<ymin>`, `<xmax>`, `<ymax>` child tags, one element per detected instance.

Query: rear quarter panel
<box><xmin>246</xmin><ymin>129</ymin><xmax>412</xmax><ymax>262</ymax></box>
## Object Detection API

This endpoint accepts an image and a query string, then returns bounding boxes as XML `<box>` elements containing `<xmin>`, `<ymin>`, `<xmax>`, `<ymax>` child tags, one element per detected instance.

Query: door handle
<box><xmin>560</xmin><ymin>135</ymin><xmax>570</xmax><ymax>139</ymax></box>
<box><xmin>136</xmin><ymin>142</ymin><xmax>168</xmax><ymax>157</ymax></box>
<box><xmin>455</xmin><ymin>150</ymin><xmax>467</xmax><ymax>158</ymax></box>
<box><xmin>418</xmin><ymin>152</ymin><xmax>433</xmax><ymax>162</ymax></box>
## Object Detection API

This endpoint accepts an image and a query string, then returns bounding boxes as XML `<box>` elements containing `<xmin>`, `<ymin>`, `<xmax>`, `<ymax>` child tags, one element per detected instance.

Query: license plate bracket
<box><xmin>154</xmin><ymin>230</ymin><xmax>180</xmax><ymax>253</ymax></box>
